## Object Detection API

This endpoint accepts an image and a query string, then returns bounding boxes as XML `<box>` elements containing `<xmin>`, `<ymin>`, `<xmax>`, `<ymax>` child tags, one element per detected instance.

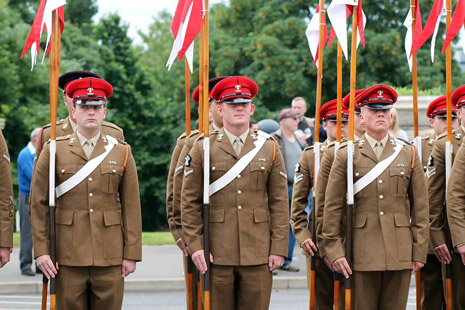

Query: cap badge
<box><xmin>377</xmin><ymin>90</ymin><xmax>384</xmax><ymax>98</ymax></box>
<box><xmin>217</xmin><ymin>134</ymin><xmax>224</xmax><ymax>141</ymax></box>
<box><xmin>87</xmin><ymin>87</ymin><xmax>94</xmax><ymax>95</ymax></box>
<box><xmin>235</xmin><ymin>85</ymin><xmax>241</xmax><ymax>92</ymax></box>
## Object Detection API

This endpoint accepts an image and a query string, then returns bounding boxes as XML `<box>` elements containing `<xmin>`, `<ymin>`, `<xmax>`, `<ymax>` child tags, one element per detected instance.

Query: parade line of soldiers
<box><xmin>0</xmin><ymin>71</ymin><xmax>465</xmax><ymax>310</ymax></box>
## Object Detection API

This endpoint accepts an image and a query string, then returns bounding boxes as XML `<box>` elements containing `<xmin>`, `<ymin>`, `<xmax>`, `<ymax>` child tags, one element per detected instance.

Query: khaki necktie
<box><xmin>373</xmin><ymin>141</ymin><xmax>383</xmax><ymax>159</ymax></box>
<box><xmin>83</xmin><ymin>140</ymin><xmax>94</xmax><ymax>158</ymax></box>
<box><xmin>233</xmin><ymin>137</ymin><xmax>243</xmax><ymax>156</ymax></box>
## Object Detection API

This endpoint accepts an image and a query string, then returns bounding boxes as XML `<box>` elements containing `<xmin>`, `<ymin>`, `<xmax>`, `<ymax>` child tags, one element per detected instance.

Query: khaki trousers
<box><xmin>451</xmin><ymin>253</ymin><xmax>465</xmax><ymax>310</ymax></box>
<box><xmin>306</xmin><ymin>256</ymin><xmax>345</xmax><ymax>310</ymax></box>
<box><xmin>420</xmin><ymin>254</ymin><xmax>445</xmax><ymax>310</ymax></box>
<box><xmin>352</xmin><ymin>270</ymin><xmax>410</xmax><ymax>310</ymax></box>
<box><xmin>210</xmin><ymin>264</ymin><xmax>272</xmax><ymax>310</ymax></box>
<box><xmin>56</xmin><ymin>265</ymin><xmax>124</xmax><ymax>310</ymax></box>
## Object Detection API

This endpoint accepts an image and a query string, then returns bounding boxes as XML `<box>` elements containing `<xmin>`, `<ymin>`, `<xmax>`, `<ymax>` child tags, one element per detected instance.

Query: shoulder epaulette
<box><xmin>303</xmin><ymin>145</ymin><xmax>315</xmax><ymax>152</ymax></box>
<box><xmin>394</xmin><ymin>138</ymin><xmax>410</xmax><ymax>146</ymax></box>
<box><xmin>42</xmin><ymin>119</ymin><xmax>65</xmax><ymax>130</ymax></box>
<box><xmin>436</xmin><ymin>132</ymin><xmax>447</xmax><ymax>141</ymax></box>
<box><xmin>102</xmin><ymin>121</ymin><xmax>123</xmax><ymax>131</ymax></box>
<box><xmin>55</xmin><ymin>136</ymin><xmax>70</xmax><ymax>142</ymax></box>
<box><xmin>338</xmin><ymin>141</ymin><xmax>349</xmax><ymax>149</ymax></box>
<box><xmin>188</xmin><ymin>130</ymin><xmax>200</xmax><ymax>139</ymax></box>
<box><xmin>177</xmin><ymin>132</ymin><xmax>187</xmax><ymax>141</ymax></box>
<box><xmin>421</xmin><ymin>135</ymin><xmax>430</xmax><ymax>141</ymax></box>
<box><xmin>116</xmin><ymin>138</ymin><xmax>128</xmax><ymax>145</ymax></box>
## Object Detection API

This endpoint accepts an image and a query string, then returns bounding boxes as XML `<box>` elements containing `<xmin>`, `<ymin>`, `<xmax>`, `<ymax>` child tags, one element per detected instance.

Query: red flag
<box><xmin>410</xmin><ymin>0</ymin><xmax>444</xmax><ymax>56</ymax></box>
<box><xmin>347</xmin><ymin>0</ymin><xmax>365</xmax><ymax>47</ymax></box>
<box><xmin>442</xmin><ymin>0</ymin><xmax>465</xmax><ymax>53</ymax></box>
<box><xmin>171</xmin><ymin>0</ymin><xmax>186</xmax><ymax>37</ymax></box>
<box><xmin>413</xmin><ymin>0</ymin><xmax>423</xmax><ymax>45</ymax></box>
<box><xmin>21</xmin><ymin>0</ymin><xmax>46</xmax><ymax>60</ymax></box>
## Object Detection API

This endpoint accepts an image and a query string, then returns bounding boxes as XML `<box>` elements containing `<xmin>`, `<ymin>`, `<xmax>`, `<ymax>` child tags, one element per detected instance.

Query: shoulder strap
<box><xmin>353</xmin><ymin>141</ymin><xmax>403</xmax><ymax>195</ymax></box>
<box><xmin>55</xmin><ymin>137</ymin><xmax>118</xmax><ymax>198</ymax></box>
<box><xmin>209</xmin><ymin>131</ymin><xmax>269</xmax><ymax>196</ymax></box>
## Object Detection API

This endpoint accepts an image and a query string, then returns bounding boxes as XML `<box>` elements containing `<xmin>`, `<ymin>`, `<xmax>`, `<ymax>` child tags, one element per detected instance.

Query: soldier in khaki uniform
<box><xmin>291</xmin><ymin>99</ymin><xmax>348</xmax><ymax>309</ymax></box>
<box><xmin>36</xmin><ymin>71</ymin><xmax>124</xmax><ymax>160</ymax></box>
<box><xmin>323</xmin><ymin>85</ymin><xmax>429</xmax><ymax>310</ymax></box>
<box><xmin>0</xmin><ymin>130</ymin><xmax>14</xmax><ymax>268</ymax></box>
<box><xmin>428</xmin><ymin>85</ymin><xmax>465</xmax><ymax>310</ymax></box>
<box><xmin>181</xmin><ymin>76</ymin><xmax>289</xmax><ymax>309</ymax></box>
<box><xmin>31</xmin><ymin>77</ymin><xmax>142</xmax><ymax>309</ymax></box>
<box><xmin>420</xmin><ymin>96</ymin><xmax>458</xmax><ymax>309</ymax></box>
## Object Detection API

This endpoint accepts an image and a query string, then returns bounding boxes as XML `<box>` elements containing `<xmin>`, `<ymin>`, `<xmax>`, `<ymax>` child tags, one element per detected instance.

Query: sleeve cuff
<box><xmin>124</xmin><ymin>243</ymin><xmax>142</xmax><ymax>261</ymax></box>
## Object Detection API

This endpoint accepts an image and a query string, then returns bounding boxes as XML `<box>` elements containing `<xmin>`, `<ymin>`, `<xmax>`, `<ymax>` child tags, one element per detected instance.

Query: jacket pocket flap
<box><xmin>250</xmin><ymin>162</ymin><xmax>266</xmax><ymax>172</ymax></box>
<box><xmin>57</xmin><ymin>164</ymin><xmax>77</xmax><ymax>174</ymax></box>
<box><xmin>254</xmin><ymin>208</ymin><xmax>269</xmax><ymax>223</ymax></box>
<box><xmin>210</xmin><ymin>209</ymin><xmax>224</xmax><ymax>223</ymax></box>
<box><xmin>353</xmin><ymin>214</ymin><xmax>367</xmax><ymax>228</ymax></box>
<box><xmin>389</xmin><ymin>167</ymin><xmax>410</xmax><ymax>177</ymax></box>
<box><xmin>211</xmin><ymin>162</ymin><xmax>227</xmax><ymax>171</ymax></box>
<box><xmin>104</xmin><ymin>210</ymin><xmax>122</xmax><ymax>226</ymax></box>
<box><xmin>101</xmin><ymin>164</ymin><xmax>124</xmax><ymax>176</ymax></box>
<box><xmin>56</xmin><ymin>209</ymin><xmax>74</xmax><ymax>225</ymax></box>
<box><xmin>394</xmin><ymin>213</ymin><xmax>410</xmax><ymax>227</ymax></box>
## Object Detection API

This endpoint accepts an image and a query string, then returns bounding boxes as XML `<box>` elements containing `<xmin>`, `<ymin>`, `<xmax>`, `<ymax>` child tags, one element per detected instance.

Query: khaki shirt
<box><xmin>0</xmin><ymin>131</ymin><xmax>14</xmax><ymax>248</ymax></box>
<box><xmin>427</xmin><ymin>126</ymin><xmax>464</xmax><ymax>249</ymax></box>
<box><xmin>181</xmin><ymin>128</ymin><xmax>289</xmax><ymax>266</ymax></box>
<box><xmin>323</xmin><ymin>134</ymin><xmax>429</xmax><ymax>271</ymax></box>
<box><xmin>30</xmin><ymin>132</ymin><xmax>142</xmax><ymax>266</ymax></box>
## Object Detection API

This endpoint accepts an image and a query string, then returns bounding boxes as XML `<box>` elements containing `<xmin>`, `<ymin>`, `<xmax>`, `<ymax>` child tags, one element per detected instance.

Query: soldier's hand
<box><xmin>332</xmin><ymin>257</ymin><xmax>352</xmax><ymax>279</ymax></box>
<box><xmin>268</xmin><ymin>255</ymin><xmax>285</xmax><ymax>271</ymax></box>
<box><xmin>192</xmin><ymin>250</ymin><xmax>213</xmax><ymax>274</ymax></box>
<box><xmin>323</xmin><ymin>255</ymin><xmax>334</xmax><ymax>272</ymax></box>
<box><xmin>0</xmin><ymin>247</ymin><xmax>12</xmax><ymax>268</ymax></box>
<box><xmin>122</xmin><ymin>259</ymin><xmax>137</xmax><ymax>277</ymax></box>
<box><xmin>176</xmin><ymin>238</ymin><xmax>189</xmax><ymax>257</ymax></box>
<box><xmin>301</xmin><ymin>239</ymin><xmax>318</xmax><ymax>257</ymax></box>
<box><xmin>433</xmin><ymin>244</ymin><xmax>452</xmax><ymax>264</ymax></box>
<box><xmin>411</xmin><ymin>261</ymin><xmax>424</xmax><ymax>273</ymax></box>
<box><xmin>37</xmin><ymin>255</ymin><xmax>59</xmax><ymax>280</ymax></box>
<box><xmin>458</xmin><ymin>244</ymin><xmax>465</xmax><ymax>265</ymax></box>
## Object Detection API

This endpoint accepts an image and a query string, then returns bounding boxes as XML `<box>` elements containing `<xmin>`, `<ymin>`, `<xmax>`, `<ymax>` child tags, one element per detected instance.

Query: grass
<box><xmin>13</xmin><ymin>232</ymin><xmax>176</xmax><ymax>247</ymax></box>
<box><xmin>394</xmin><ymin>86</ymin><xmax>444</xmax><ymax>96</ymax></box>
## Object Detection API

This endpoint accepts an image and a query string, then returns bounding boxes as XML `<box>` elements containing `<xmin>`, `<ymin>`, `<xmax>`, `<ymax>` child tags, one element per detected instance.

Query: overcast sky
<box><xmin>94</xmin><ymin>0</ymin><xmax>225</xmax><ymax>42</ymax></box>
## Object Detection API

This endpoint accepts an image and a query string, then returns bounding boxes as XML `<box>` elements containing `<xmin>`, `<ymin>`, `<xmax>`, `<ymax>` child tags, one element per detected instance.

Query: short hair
<box><xmin>292</xmin><ymin>97</ymin><xmax>307</xmax><ymax>105</ymax></box>
<box><xmin>31</xmin><ymin>128</ymin><xmax>41</xmax><ymax>140</ymax></box>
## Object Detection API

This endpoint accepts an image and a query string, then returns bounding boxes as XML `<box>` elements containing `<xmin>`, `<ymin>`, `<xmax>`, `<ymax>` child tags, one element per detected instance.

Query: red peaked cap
<box><xmin>427</xmin><ymin>95</ymin><xmax>457</xmax><ymax>118</ymax></box>
<box><xmin>342</xmin><ymin>89</ymin><xmax>365</xmax><ymax>113</ymax></box>
<box><xmin>320</xmin><ymin>99</ymin><xmax>349</xmax><ymax>121</ymax></box>
<box><xmin>452</xmin><ymin>85</ymin><xmax>465</xmax><ymax>108</ymax></box>
<box><xmin>192</xmin><ymin>76</ymin><xmax>230</xmax><ymax>104</ymax></box>
<box><xmin>66</xmin><ymin>77</ymin><xmax>113</xmax><ymax>105</ymax></box>
<box><xmin>356</xmin><ymin>84</ymin><xmax>398</xmax><ymax>110</ymax></box>
<box><xmin>211</xmin><ymin>76</ymin><xmax>258</xmax><ymax>104</ymax></box>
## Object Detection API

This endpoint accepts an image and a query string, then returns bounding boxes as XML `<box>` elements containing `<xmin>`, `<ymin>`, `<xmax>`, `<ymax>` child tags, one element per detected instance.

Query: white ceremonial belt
<box><xmin>353</xmin><ymin>141</ymin><xmax>403</xmax><ymax>195</ymax></box>
<box><xmin>209</xmin><ymin>130</ymin><xmax>269</xmax><ymax>196</ymax></box>
<box><xmin>55</xmin><ymin>137</ymin><xmax>118</xmax><ymax>198</ymax></box>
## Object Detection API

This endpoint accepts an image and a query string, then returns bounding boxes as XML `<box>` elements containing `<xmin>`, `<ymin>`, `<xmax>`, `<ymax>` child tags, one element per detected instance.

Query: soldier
<box><xmin>0</xmin><ymin>130</ymin><xmax>14</xmax><ymax>268</ymax></box>
<box><xmin>436</xmin><ymin>85</ymin><xmax>465</xmax><ymax>310</ymax></box>
<box><xmin>36</xmin><ymin>71</ymin><xmax>124</xmax><ymax>159</ymax></box>
<box><xmin>181</xmin><ymin>76</ymin><xmax>289</xmax><ymax>309</ymax></box>
<box><xmin>420</xmin><ymin>96</ymin><xmax>458</xmax><ymax>309</ymax></box>
<box><xmin>291</xmin><ymin>98</ymin><xmax>349</xmax><ymax>309</ymax></box>
<box><xmin>323</xmin><ymin>84</ymin><xmax>429</xmax><ymax>309</ymax></box>
<box><xmin>31</xmin><ymin>77</ymin><xmax>142</xmax><ymax>309</ymax></box>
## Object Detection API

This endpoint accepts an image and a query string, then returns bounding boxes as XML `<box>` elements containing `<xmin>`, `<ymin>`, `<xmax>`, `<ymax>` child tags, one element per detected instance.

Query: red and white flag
<box><xmin>327</xmin><ymin>6</ymin><xmax>351</xmax><ymax>47</ymax></box>
<box><xmin>166</xmin><ymin>0</ymin><xmax>203</xmax><ymax>72</ymax></box>
<box><xmin>404</xmin><ymin>0</ymin><xmax>422</xmax><ymax>71</ymax></box>
<box><xmin>442</xmin><ymin>0</ymin><xmax>465</xmax><ymax>54</ymax></box>
<box><xmin>21</xmin><ymin>0</ymin><xmax>65</xmax><ymax>70</ymax></box>
<box><xmin>327</xmin><ymin>0</ymin><xmax>366</xmax><ymax>60</ymax></box>
<box><xmin>410</xmin><ymin>0</ymin><xmax>446</xmax><ymax>62</ymax></box>
<box><xmin>306</xmin><ymin>5</ymin><xmax>328</xmax><ymax>68</ymax></box>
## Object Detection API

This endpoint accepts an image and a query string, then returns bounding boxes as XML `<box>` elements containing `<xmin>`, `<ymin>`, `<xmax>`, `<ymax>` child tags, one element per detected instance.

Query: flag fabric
<box><xmin>404</xmin><ymin>0</ymin><xmax>423</xmax><ymax>71</ymax></box>
<box><xmin>442</xmin><ymin>0</ymin><xmax>465</xmax><ymax>54</ymax></box>
<box><xmin>305</xmin><ymin>5</ymin><xmax>328</xmax><ymax>68</ymax></box>
<box><xmin>166</xmin><ymin>0</ymin><xmax>203</xmax><ymax>72</ymax></box>
<box><xmin>21</xmin><ymin>0</ymin><xmax>65</xmax><ymax>70</ymax></box>
<box><xmin>327</xmin><ymin>0</ymin><xmax>366</xmax><ymax>60</ymax></box>
<box><xmin>328</xmin><ymin>6</ymin><xmax>351</xmax><ymax>47</ymax></box>
<box><xmin>410</xmin><ymin>0</ymin><xmax>446</xmax><ymax>62</ymax></box>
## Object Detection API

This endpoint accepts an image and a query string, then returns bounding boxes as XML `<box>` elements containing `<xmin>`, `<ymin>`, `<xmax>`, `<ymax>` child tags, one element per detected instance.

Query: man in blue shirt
<box><xmin>17</xmin><ymin>128</ymin><xmax>40</xmax><ymax>276</ymax></box>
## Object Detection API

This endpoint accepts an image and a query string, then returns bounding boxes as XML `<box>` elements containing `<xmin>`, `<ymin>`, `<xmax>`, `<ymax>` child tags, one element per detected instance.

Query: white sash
<box><xmin>55</xmin><ymin>137</ymin><xmax>117</xmax><ymax>198</ymax></box>
<box><xmin>209</xmin><ymin>131</ymin><xmax>269</xmax><ymax>196</ymax></box>
<box><xmin>353</xmin><ymin>141</ymin><xmax>403</xmax><ymax>195</ymax></box>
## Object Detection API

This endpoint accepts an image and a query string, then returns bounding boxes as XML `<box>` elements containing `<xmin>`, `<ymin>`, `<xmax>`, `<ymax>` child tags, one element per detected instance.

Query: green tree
<box><xmin>64</xmin><ymin>0</ymin><xmax>98</xmax><ymax>27</ymax></box>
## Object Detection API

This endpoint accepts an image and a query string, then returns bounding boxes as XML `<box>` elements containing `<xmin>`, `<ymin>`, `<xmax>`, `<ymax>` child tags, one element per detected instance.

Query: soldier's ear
<box><xmin>250</xmin><ymin>104</ymin><xmax>255</xmax><ymax>116</ymax></box>
<box><xmin>217</xmin><ymin>103</ymin><xmax>224</xmax><ymax>117</ymax></box>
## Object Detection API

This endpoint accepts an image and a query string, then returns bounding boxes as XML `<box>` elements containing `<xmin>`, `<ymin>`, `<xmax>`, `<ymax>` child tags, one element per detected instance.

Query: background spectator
<box><xmin>389</xmin><ymin>108</ymin><xmax>409</xmax><ymax>140</ymax></box>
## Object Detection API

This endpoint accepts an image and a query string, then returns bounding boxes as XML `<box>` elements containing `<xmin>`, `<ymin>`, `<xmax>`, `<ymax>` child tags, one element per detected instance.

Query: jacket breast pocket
<box><xmin>56</xmin><ymin>209</ymin><xmax>74</xmax><ymax>259</ymax></box>
<box><xmin>56</xmin><ymin>164</ymin><xmax>78</xmax><ymax>194</ymax></box>
<box><xmin>352</xmin><ymin>214</ymin><xmax>367</xmax><ymax>264</ymax></box>
<box><xmin>101</xmin><ymin>164</ymin><xmax>124</xmax><ymax>194</ymax></box>
<box><xmin>394</xmin><ymin>213</ymin><xmax>412</xmax><ymax>262</ymax></box>
<box><xmin>210</xmin><ymin>162</ymin><xmax>228</xmax><ymax>182</ymax></box>
<box><xmin>210</xmin><ymin>208</ymin><xmax>225</xmax><ymax>258</ymax></box>
<box><xmin>354</xmin><ymin>168</ymin><xmax>371</xmax><ymax>198</ymax></box>
<box><xmin>253</xmin><ymin>208</ymin><xmax>271</xmax><ymax>257</ymax></box>
<box><xmin>250</xmin><ymin>162</ymin><xmax>270</xmax><ymax>191</ymax></box>
<box><xmin>389</xmin><ymin>167</ymin><xmax>410</xmax><ymax>198</ymax></box>
<box><xmin>103</xmin><ymin>209</ymin><xmax>123</xmax><ymax>259</ymax></box>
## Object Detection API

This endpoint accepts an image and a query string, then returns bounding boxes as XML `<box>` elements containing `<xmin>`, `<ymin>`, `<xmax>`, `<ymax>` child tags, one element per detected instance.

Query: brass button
<box><xmin>238</xmin><ymin>206</ymin><xmax>242</xmax><ymax>210</ymax></box>
<box><xmin>261</xmin><ymin>166</ymin><xmax>265</xmax><ymax>170</ymax></box>
<box><xmin>379</xmin><ymin>195</ymin><xmax>384</xmax><ymax>200</ymax></box>
<box><xmin>90</xmin><ymin>209</ymin><xmax>94</xmax><ymax>213</ymax></box>
<box><xmin>378</xmin><ymin>180</ymin><xmax>383</xmax><ymax>184</ymax></box>
<box><xmin>400</xmin><ymin>171</ymin><xmax>405</xmax><ymax>176</ymax></box>
<box><xmin>112</xmin><ymin>169</ymin><xmax>117</xmax><ymax>173</ymax></box>
<box><xmin>89</xmin><ymin>193</ymin><xmax>93</xmax><ymax>197</ymax></box>
<box><xmin>380</xmin><ymin>211</ymin><xmax>384</xmax><ymax>215</ymax></box>
<box><xmin>237</xmin><ymin>190</ymin><xmax>242</xmax><ymax>195</ymax></box>
<box><xmin>355</xmin><ymin>172</ymin><xmax>360</xmax><ymax>177</ymax></box>
<box><xmin>212</xmin><ymin>167</ymin><xmax>216</xmax><ymax>171</ymax></box>
<box><xmin>61</xmin><ymin>169</ymin><xmax>66</xmax><ymax>173</ymax></box>
<box><xmin>237</xmin><ymin>175</ymin><xmax>241</xmax><ymax>179</ymax></box>
<box><xmin>88</xmin><ymin>177</ymin><xmax>93</xmax><ymax>182</ymax></box>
